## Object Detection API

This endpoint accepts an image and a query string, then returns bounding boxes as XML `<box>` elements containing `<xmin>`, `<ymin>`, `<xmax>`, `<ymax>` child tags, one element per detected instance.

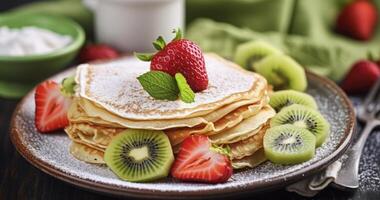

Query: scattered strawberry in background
<box><xmin>171</xmin><ymin>135</ymin><xmax>232</xmax><ymax>183</ymax></box>
<box><xmin>136</xmin><ymin>29</ymin><xmax>208</xmax><ymax>92</ymax></box>
<box><xmin>336</xmin><ymin>0</ymin><xmax>378</xmax><ymax>41</ymax></box>
<box><xmin>35</xmin><ymin>80</ymin><xmax>72</xmax><ymax>133</ymax></box>
<box><xmin>376</xmin><ymin>59</ymin><xmax>380</xmax><ymax>68</ymax></box>
<box><xmin>79</xmin><ymin>44</ymin><xmax>119</xmax><ymax>63</ymax></box>
<box><xmin>341</xmin><ymin>60</ymin><xmax>380</xmax><ymax>94</ymax></box>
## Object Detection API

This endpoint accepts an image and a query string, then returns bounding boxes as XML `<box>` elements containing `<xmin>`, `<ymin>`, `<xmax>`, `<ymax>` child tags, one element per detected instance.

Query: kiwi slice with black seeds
<box><xmin>269</xmin><ymin>90</ymin><xmax>318</xmax><ymax>112</ymax></box>
<box><xmin>270</xmin><ymin>104</ymin><xmax>329</xmax><ymax>147</ymax></box>
<box><xmin>104</xmin><ymin>129</ymin><xmax>174</xmax><ymax>182</ymax></box>
<box><xmin>264</xmin><ymin>124</ymin><xmax>316</xmax><ymax>165</ymax></box>
<box><xmin>253</xmin><ymin>54</ymin><xmax>307</xmax><ymax>91</ymax></box>
<box><xmin>234</xmin><ymin>40</ymin><xmax>282</xmax><ymax>70</ymax></box>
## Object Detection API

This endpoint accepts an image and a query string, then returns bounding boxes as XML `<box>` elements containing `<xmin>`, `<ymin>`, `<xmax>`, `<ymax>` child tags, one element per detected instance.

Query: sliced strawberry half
<box><xmin>171</xmin><ymin>135</ymin><xmax>233</xmax><ymax>183</ymax></box>
<box><xmin>35</xmin><ymin>80</ymin><xmax>72</xmax><ymax>133</ymax></box>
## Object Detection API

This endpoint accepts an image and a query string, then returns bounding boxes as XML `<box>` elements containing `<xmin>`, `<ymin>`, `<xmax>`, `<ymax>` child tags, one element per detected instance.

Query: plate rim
<box><xmin>9</xmin><ymin>70</ymin><xmax>356</xmax><ymax>199</ymax></box>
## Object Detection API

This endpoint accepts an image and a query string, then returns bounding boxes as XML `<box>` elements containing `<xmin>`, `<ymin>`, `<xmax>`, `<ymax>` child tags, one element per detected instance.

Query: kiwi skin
<box><xmin>104</xmin><ymin>129</ymin><xmax>174</xmax><ymax>182</ymax></box>
<box><xmin>264</xmin><ymin>124</ymin><xmax>316</xmax><ymax>165</ymax></box>
<box><xmin>270</xmin><ymin>104</ymin><xmax>330</xmax><ymax>147</ymax></box>
<box><xmin>234</xmin><ymin>40</ymin><xmax>282</xmax><ymax>70</ymax></box>
<box><xmin>254</xmin><ymin>54</ymin><xmax>307</xmax><ymax>92</ymax></box>
<box><xmin>269</xmin><ymin>90</ymin><xmax>318</xmax><ymax>112</ymax></box>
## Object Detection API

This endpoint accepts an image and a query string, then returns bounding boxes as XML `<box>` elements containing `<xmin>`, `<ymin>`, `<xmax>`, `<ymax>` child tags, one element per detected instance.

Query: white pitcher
<box><xmin>83</xmin><ymin>0</ymin><xmax>185</xmax><ymax>53</ymax></box>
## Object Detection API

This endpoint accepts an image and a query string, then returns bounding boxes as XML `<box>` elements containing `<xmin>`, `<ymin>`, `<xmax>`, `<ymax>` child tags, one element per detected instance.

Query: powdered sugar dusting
<box><xmin>12</xmin><ymin>70</ymin><xmax>355</xmax><ymax>197</ymax></box>
<box><xmin>78</xmin><ymin>54</ymin><xmax>264</xmax><ymax>120</ymax></box>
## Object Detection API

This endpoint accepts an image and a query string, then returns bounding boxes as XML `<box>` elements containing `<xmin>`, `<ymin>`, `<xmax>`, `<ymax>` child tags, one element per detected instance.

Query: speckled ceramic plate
<box><xmin>10</xmin><ymin>68</ymin><xmax>355</xmax><ymax>199</ymax></box>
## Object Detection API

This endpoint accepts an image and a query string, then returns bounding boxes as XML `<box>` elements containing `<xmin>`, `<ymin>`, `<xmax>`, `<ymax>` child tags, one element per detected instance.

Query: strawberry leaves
<box><xmin>153</xmin><ymin>36</ymin><xmax>167</xmax><ymax>51</ymax></box>
<box><xmin>135</xmin><ymin>29</ymin><xmax>181</xmax><ymax>61</ymax></box>
<box><xmin>134</xmin><ymin>52</ymin><xmax>154</xmax><ymax>62</ymax></box>
<box><xmin>137</xmin><ymin>71</ymin><xmax>195</xmax><ymax>103</ymax></box>
<box><xmin>172</xmin><ymin>28</ymin><xmax>183</xmax><ymax>41</ymax></box>
<box><xmin>60</xmin><ymin>76</ymin><xmax>77</xmax><ymax>97</ymax></box>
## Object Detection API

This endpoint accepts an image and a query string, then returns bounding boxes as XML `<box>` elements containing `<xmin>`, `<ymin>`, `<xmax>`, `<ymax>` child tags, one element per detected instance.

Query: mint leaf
<box><xmin>137</xmin><ymin>71</ymin><xmax>179</xmax><ymax>100</ymax></box>
<box><xmin>175</xmin><ymin>73</ymin><xmax>195</xmax><ymax>103</ymax></box>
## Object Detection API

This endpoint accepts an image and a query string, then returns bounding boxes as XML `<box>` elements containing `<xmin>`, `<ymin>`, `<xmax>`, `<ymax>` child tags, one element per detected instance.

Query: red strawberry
<box><xmin>79</xmin><ymin>44</ymin><xmax>119</xmax><ymax>63</ymax></box>
<box><xmin>35</xmin><ymin>80</ymin><xmax>72</xmax><ymax>133</ymax></box>
<box><xmin>171</xmin><ymin>135</ymin><xmax>232</xmax><ymax>183</ymax></box>
<box><xmin>136</xmin><ymin>29</ymin><xmax>208</xmax><ymax>92</ymax></box>
<box><xmin>341</xmin><ymin>60</ymin><xmax>380</xmax><ymax>94</ymax></box>
<box><xmin>336</xmin><ymin>0</ymin><xmax>378</xmax><ymax>41</ymax></box>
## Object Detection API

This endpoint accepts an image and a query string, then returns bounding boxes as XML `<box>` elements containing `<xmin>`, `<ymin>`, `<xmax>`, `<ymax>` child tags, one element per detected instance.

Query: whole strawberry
<box><xmin>336</xmin><ymin>0</ymin><xmax>378</xmax><ymax>41</ymax></box>
<box><xmin>341</xmin><ymin>60</ymin><xmax>380</xmax><ymax>94</ymax></box>
<box><xmin>136</xmin><ymin>29</ymin><xmax>208</xmax><ymax>92</ymax></box>
<box><xmin>79</xmin><ymin>44</ymin><xmax>119</xmax><ymax>63</ymax></box>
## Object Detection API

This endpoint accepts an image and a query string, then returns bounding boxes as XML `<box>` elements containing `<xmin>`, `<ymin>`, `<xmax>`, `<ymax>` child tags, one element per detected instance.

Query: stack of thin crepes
<box><xmin>65</xmin><ymin>53</ymin><xmax>275</xmax><ymax>169</ymax></box>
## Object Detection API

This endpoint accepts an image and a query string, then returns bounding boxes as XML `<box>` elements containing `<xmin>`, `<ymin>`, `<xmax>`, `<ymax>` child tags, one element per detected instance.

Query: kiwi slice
<box><xmin>104</xmin><ymin>129</ymin><xmax>174</xmax><ymax>182</ymax></box>
<box><xmin>264</xmin><ymin>124</ymin><xmax>316</xmax><ymax>165</ymax></box>
<box><xmin>269</xmin><ymin>90</ymin><xmax>318</xmax><ymax>112</ymax></box>
<box><xmin>253</xmin><ymin>54</ymin><xmax>307</xmax><ymax>91</ymax></box>
<box><xmin>270</xmin><ymin>104</ymin><xmax>329</xmax><ymax>147</ymax></box>
<box><xmin>234</xmin><ymin>40</ymin><xmax>282</xmax><ymax>70</ymax></box>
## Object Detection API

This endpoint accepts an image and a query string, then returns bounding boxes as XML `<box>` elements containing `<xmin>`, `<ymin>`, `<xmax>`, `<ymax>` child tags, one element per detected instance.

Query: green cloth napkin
<box><xmin>3</xmin><ymin>0</ymin><xmax>380</xmax><ymax>81</ymax></box>
<box><xmin>186</xmin><ymin>0</ymin><xmax>380</xmax><ymax>81</ymax></box>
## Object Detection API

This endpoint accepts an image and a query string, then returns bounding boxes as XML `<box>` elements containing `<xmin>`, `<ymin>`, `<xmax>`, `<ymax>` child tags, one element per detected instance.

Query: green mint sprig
<box><xmin>175</xmin><ymin>73</ymin><xmax>195</xmax><ymax>103</ymax></box>
<box><xmin>137</xmin><ymin>71</ymin><xmax>179</xmax><ymax>101</ymax></box>
<box><xmin>137</xmin><ymin>71</ymin><xmax>195</xmax><ymax>103</ymax></box>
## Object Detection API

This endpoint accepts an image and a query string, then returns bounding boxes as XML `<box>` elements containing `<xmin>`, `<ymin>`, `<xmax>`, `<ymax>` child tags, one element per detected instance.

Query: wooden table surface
<box><xmin>0</xmin><ymin>96</ymin><xmax>379</xmax><ymax>200</ymax></box>
<box><xmin>0</xmin><ymin>1</ymin><xmax>379</xmax><ymax>200</ymax></box>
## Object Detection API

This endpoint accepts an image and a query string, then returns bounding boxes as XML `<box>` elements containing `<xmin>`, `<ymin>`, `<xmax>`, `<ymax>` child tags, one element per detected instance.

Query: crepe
<box><xmin>165</xmin><ymin>96</ymin><xmax>268</xmax><ymax>146</ymax></box>
<box><xmin>69</xmin><ymin>142</ymin><xmax>105</xmax><ymax>164</ymax></box>
<box><xmin>232</xmin><ymin>149</ymin><xmax>267</xmax><ymax>169</ymax></box>
<box><xmin>209</xmin><ymin>106</ymin><xmax>275</xmax><ymax>144</ymax></box>
<box><xmin>68</xmin><ymin>93</ymin><xmax>267</xmax><ymax>130</ymax></box>
<box><xmin>65</xmin><ymin>123</ymin><xmax>125</xmax><ymax>151</ymax></box>
<box><xmin>76</xmin><ymin>53</ymin><xmax>268</xmax><ymax>120</ymax></box>
<box><xmin>228</xmin><ymin>124</ymin><xmax>268</xmax><ymax>160</ymax></box>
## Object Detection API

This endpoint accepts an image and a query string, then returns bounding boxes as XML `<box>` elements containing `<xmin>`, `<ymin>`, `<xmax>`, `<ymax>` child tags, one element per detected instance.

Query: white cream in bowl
<box><xmin>0</xmin><ymin>26</ymin><xmax>73</xmax><ymax>56</ymax></box>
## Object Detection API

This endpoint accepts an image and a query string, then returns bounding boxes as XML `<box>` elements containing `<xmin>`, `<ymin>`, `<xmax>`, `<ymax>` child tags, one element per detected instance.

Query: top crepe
<box><xmin>76</xmin><ymin>53</ymin><xmax>267</xmax><ymax>120</ymax></box>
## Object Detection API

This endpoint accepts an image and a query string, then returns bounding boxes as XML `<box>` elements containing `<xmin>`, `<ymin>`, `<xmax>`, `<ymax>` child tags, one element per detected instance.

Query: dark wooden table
<box><xmin>0</xmin><ymin>96</ymin><xmax>379</xmax><ymax>200</ymax></box>
<box><xmin>0</xmin><ymin>1</ymin><xmax>379</xmax><ymax>200</ymax></box>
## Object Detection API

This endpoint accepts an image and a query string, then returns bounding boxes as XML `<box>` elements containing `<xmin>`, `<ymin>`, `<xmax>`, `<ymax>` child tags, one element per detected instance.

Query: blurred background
<box><xmin>0</xmin><ymin>0</ymin><xmax>379</xmax><ymax>98</ymax></box>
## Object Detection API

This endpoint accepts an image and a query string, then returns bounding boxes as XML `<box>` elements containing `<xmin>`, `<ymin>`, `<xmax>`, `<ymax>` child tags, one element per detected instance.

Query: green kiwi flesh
<box><xmin>270</xmin><ymin>104</ymin><xmax>330</xmax><ymax>147</ymax></box>
<box><xmin>264</xmin><ymin>124</ymin><xmax>316</xmax><ymax>165</ymax></box>
<box><xmin>269</xmin><ymin>90</ymin><xmax>318</xmax><ymax>112</ymax></box>
<box><xmin>234</xmin><ymin>40</ymin><xmax>282</xmax><ymax>70</ymax></box>
<box><xmin>104</xmin><ymin>129</ymin><xmax>174</xmax><ymax>182</ymax></box>
<box><xmin>254</xmin><ymin>54</ymin><xmax>307</xmax><ymax>91</ymax></box>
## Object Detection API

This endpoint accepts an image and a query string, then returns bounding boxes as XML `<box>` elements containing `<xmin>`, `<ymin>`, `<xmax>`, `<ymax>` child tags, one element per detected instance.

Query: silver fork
<box><xmin>334</xmin><ymin>78</ymin><xmax>380</xmax><ymax>189</ymax></box>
